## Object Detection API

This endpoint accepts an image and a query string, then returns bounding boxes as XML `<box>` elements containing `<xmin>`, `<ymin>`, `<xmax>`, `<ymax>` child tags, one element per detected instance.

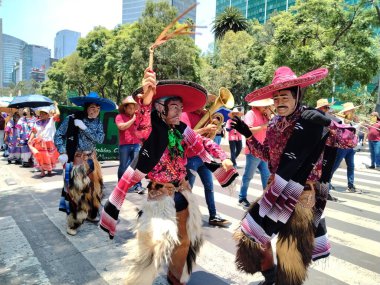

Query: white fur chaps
<box><xmin>124</xmin><ymin>190</ymin><xmax>203</xmax><ymax>285</ymax></box>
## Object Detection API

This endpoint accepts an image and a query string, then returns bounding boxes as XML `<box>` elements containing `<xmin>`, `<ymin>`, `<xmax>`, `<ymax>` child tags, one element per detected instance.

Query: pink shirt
<box><xmin>226</xmin><ymin>119</ymin><xmax>242</xmax><ymax>141</ymax></box>
<box><xmin>180</xmin><ymin>111</ymin><xmax>202</xmax><ymax>129</ymax></box>
<box><xmin>115</xmin><ymin>114</ymin><xmax>141</xmax><ymax>145</ymax></box>
<box><xmin>180</xmin><ymin>112</ymin><xmax>227</xmax><ymax>160</ymax></box>
<box><xmin>244</xmin><ymin>108</ymin><xmax>268</xmax><ymax>154</ymax></box>
<box><xmin>180</xmin><ymin>112</ymin><xmax>202</xmax><ymax>157</ymax></box>
<box><xmin>368</xmin><ymin>121</ymin><xmax>380</xmax><ymax>141</ymax></box>
<box><xmin>116</xmin><ymin>100</ymin><xmax>152</xmax><ymax>146</ymax></box>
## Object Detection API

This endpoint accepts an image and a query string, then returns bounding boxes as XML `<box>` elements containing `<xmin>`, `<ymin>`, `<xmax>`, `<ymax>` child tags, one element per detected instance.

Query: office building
<box><xmin>0</xmin><ymin>19</ymin><xmax>3</xmax><ymax>88</ymax></box>
<box><xmin>122</xmin><ymin>0</ymin><xmax>196</xmax><ymax>24</ymax></box>
<box><xmin>54</xmin><ymin>29</ymin><xmax>81</xmax><ymax>59</ymax></box>
<box><xmin>22</xmin><ymin>44</ymin><xmax>51</xmax><ymax>81</ymax></box>
<box><xmin>2</xmin><ymin>34</ymin><xmax>26</xmax><ymax>87</ymax></box>
<box><xmin>216</xmin><ymin>0</ymin><xmax>295</xmax><ymax>24</ymax></box>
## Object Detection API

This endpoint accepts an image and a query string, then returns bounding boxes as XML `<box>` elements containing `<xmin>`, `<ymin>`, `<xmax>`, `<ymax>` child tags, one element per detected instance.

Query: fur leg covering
<box><xmin>67</xmin><ymin>165</ymin><xmax>92</xmax><ymax>231</ymax></box>
<box><xmin>233</xmin><ymin>230</ymin><xmax>262</xmax><ymax>274</ymax></box>
<box><xmin>175</xmin><ymin>190</ymin><xmax>203</xmax><ymax>283</ymax></box>
<box><xmin>276</xmin><ymin>203</ymin><xmax>314</xmax><ymax>285</ymax></box>
<box><xmin>124</xmin><ymin>196</ymin><xmax>179</xmax><ymax>285</ymax></box>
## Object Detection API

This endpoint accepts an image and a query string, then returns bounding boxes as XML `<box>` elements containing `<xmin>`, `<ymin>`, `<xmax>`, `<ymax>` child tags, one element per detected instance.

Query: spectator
<box><xmin>4</xmin><ymin>112</ymin><xmax>21</xmax><ymax>163</ymax></box>
<box><xmin>367</xmin><ymin>111</ymin><xmax>380</xmax><ymax>169</ymax></box>
<box><xmin>28</xmin><ymin>104</ymin><xmax>60</xmax><ymax>177</ymax></box>
<box><xmin>237</xmin><ymin>99</ymin><xmax>272</xmax><ymax>209</ymax></box>
<box><xmin>226</xmin><ymin>107</ymin><xmax>243</xmax><ymax>168</ymax></box>
<box><xmin>115</xmin><ymin>96</ymin><xmax>146</xmax><ymax>194</ymax></box>
<box><xmin>331</xmin><ymin>102</ymin><xmax>360</xmax><ymax>193</ymax></box>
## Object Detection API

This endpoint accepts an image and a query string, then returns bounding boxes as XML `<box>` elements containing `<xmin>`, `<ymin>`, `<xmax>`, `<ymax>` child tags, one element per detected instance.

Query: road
<box><xmin>0</xmin><ymin>147</ymin><xmax>379</xmax><ymax>285</ymax></box>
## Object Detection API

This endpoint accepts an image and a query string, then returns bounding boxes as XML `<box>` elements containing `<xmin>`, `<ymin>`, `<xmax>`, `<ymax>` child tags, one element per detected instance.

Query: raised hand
<box><xmin>231</xmin><ymin>116</ymin><xmax>252</xmax><ymax>138</ymax></box>
<box><xmin>141</xmin><ymin>67</ymin><xmax>157</xmax><ymax>105</ymax></box>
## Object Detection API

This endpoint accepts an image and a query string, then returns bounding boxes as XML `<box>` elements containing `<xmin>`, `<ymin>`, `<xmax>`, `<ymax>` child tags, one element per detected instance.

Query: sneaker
<box><xmin>209</xmin><ymin>214</ymin><xmax>231</xmax><ymax>227</ymax></box>
<box><xmin>346</xmin><ymin>186</ymin><xmax>356</xmax><ymax>193</ymax></box>
<box><xmin>134</xmin><ymin>186</ymin><xmax>146</xmax><ymax>194</ymax></box>
<box><xmin>327</xmin><ymin>193</ymin><xmax>338</xmax><ymax>202</ymax></box>
<box><xmin>238</xmin><ymin>198</ymin><xmax>250</xmax><ymax>209</ymax></box>
<box><xmin>368</xmin><ymin>165</ymin><xmax>375</xmax><ymax>169</ymax></box>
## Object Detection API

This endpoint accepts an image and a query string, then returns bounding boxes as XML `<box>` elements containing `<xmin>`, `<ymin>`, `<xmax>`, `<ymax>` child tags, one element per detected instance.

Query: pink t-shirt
<box><xmin>180</xmin><ymin>112</ymin><xmax>203</xmax><ymax>157</ymax></box>
<box><xmin>244</xmin><ymin>108</ymin><xmax>268</xmax><ymax>154</ymax></box>
<box><xmin>368</xmin><ymin>121</ymin><xmax>380</xmax><ymax>141</ymax></box>
<box><xmin>226</xmin><ymin>119</ymin><xmax>242</xmax><ymax>141</ymax></box>
<box><xmin>115</xmin><ymin>113</ymin><xmax>141</xmax><ymax>145</ymax></box>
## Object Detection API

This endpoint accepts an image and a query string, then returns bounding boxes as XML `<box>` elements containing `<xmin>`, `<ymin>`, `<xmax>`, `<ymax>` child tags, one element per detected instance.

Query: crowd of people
<box><xmin>1</xmin><ymin>64</ymin><xmax>380</xmax><ymax>285</ymax></box>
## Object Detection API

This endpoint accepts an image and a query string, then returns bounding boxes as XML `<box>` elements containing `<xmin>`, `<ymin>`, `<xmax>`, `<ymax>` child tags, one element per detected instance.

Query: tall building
<box><xmin>22</xmin><ymin>44</ymin><xmax>51</xmax><ymax>81</ymax></box>
<box><xmin>0</xmin><ymin>19</ymin><xmax>3</xmax><ymax>88</ymax></box>
<box><xmin>122</xmin><ymin>0</ymin><xmax>196</xmax><ymax>24</ymax></box>
<box><xmin>2</xmin><ymin>34</ymin><xmax>26</xmax><ymax>87</ymax></box>
<box><xmin>54</xmin><ymin>29</ymin><xmax>81</xmax><ymax>59</ymax></box>
<box><xmin>216</xmin><ymin>0</ymin><xmax>295</xmax><ymax>24</ymax></box>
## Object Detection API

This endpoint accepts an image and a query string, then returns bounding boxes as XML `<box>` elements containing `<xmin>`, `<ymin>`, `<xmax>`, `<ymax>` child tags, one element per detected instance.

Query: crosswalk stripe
<box><xmin>231</xmin><ymin>176</ymin><xmax>380</xmax><ymax>212</ymax></box>
<box><xmin>324</xmin><ymin>208</ymin><xmax>380</xmax><ymax>232</ymax></box>
<box><xmin>199</xmin><ymin>184</ymin><xmax>380</xmax><ymax>233</ymax></box>
<box><xmin>310</xmin><ymin>255</ymin><xmax>380</xmax><ymax>284</ymax></box>
<box><xmin>196</xmin><ymin>204</ymin><xmax>380</xmax><ymax>285</ymax></box>
<box><xmin>196</xmin><ymin>240</ymin><xmax>263</xmax><ymax>285</ymax></box>
<box><xmin>331</xmin><ymin>172</ymin><xmax>380</xmax><ymax>187</ymax></box>
<box><xmin>0</xmin><ymin>216</ymin><xmax>50</xmax><ymax>285</ymax></box>
<box><xmin>335</xmin><ymin>167</ymin><xmax>380</xmax><ymax>179</ymax></box>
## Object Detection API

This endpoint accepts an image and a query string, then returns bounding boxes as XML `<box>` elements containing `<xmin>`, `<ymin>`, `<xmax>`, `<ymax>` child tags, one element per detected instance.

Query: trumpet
<box><xmin>194</xmin><ymin>87</ymin><xmax>235</xmax><ymax>139</ymax></box>
<box><xmin>335</xmin><ymin>114</ymin><xmax>380</xmax><ymax>132</ymax></box>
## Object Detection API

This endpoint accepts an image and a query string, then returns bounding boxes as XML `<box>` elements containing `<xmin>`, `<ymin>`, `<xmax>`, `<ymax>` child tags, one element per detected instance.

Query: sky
<box><xmin>0</xmin><ymin>0</ymin><xmax>216</xmax><ymax>54</ymax></box>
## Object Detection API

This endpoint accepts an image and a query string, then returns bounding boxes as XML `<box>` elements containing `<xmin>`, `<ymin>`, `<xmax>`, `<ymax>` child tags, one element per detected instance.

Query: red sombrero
<box><xmin>132</xmin><ymin>80</ymin><xmax>207</xmax><ymax>112</ymax></box>
<box><xmin>245</xmin><ymin>66</ymin><xmax>329</xmax><ymax>103</ymax></box>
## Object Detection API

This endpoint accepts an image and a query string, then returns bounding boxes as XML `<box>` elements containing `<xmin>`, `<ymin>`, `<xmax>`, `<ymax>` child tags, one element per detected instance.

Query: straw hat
<box><xmin>228</xmin><ymin>107</ymin><xmax>244</xmax><ymax>118</ymax></box>
<box><xmin>338</xmin><ymin>102</ymin><xmax>361</xmax><ymax>114</ymax></box>
<box><xmin>245</xmin><ymin>66</ymin><xmax>328</xmax><ymax>103</ymax></box>
<box><xmin>248</xmin><ymin>98</ymin><xmax>274</xmax><ymax>107</ymax></box>
<box><xmin>118</xmin><ymin>96</ymin><xmax>138</xmax><ymax>113</ymax></box>
<box><xmin>316</xmin><ymin>98</ymin><xmax>334</xmax><ymax>109</ymax></box>
<box><xmin>34</xmin><ymin>106</ymin><xmax>52</xmax><ymax>116</ymax></box>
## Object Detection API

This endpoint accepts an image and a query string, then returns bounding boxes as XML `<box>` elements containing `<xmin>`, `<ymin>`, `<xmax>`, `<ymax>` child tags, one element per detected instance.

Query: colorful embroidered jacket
<box><xmin>246</xmin><ymin>110</ymin><xmax>357</xmax><ymax>182</ymax></box>
<box><xmin>100</xmin><ymin>101</ymin><xmax>232</xmax><ymax>238</ymax></box>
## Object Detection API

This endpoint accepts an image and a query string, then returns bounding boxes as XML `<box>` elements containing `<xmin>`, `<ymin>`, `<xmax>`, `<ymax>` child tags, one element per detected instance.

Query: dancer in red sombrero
<box><xmin>231</xmin><ymin>66</ymin><xmax>357</xmax><ymax>285</ymax></box>
<box><xmin>100</xmin><ymin>68</ymin><xmax>235</xmax><ymax>285</ymax></box>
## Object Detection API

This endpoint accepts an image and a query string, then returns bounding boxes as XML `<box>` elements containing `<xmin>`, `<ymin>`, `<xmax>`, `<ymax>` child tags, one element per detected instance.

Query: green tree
<box><xmin>77</xmin><ymin>26</ymin><xmax>113</xmax><ymax>97</ymax></box>
<box><xmin>263</xmin><ymin>0</ymin><xmax>380</xmax><ymax>105</ymax></box>
<box><xmin>129</xmin><ymin>1</ymin><xmax>202</xmax><ymax>86</ymax></box>
<box><xmin>212</xmin><ymin>7</ymin><xmax>249</xmax><ymax>40</ymax></box>
<box><xmin>200</xmin><ymin>31</ymin><xmax>254</xmax><ymax>106</ymax></box>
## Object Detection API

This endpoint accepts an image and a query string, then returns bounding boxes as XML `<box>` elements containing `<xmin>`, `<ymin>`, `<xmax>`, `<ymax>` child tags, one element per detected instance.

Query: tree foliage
<box><xmin>41</xmin><ymin>1</ymin><xmax>201</xmax><ymax>104</ymax></box>
<box><xmin>212</xmin><ymin>6</ymin><xmax>249</xmax><ymax>40</ymax></box>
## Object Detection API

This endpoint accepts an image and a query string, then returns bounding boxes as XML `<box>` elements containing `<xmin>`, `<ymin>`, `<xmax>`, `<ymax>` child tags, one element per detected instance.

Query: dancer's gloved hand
<box><xmin>74</xmin><ymin>119</ymin><xmax>87</xmax><ymax>130</ymax></box>
<box><xmin>58</xmin><ymin>154</ymin><xmax>68</xmax><ymax>165</ymax></box>
<box><xmin>301</xmin><ymin>110</ymin><xmax>331</xmax><ymax>127</ymax></box>
<box><xmin>231</xmin><ymin>116</ymin><xmax>252</xmax><ymax>138</ymax></box>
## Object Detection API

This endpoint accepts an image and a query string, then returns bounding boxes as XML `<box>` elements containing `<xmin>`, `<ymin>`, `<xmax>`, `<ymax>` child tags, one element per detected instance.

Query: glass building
<box><xmin>22</xmin><ymin>45</ymin><xmax>51</xmax><ymax>81</ymax></box>
<box><xmin>216</xmin><ymin>0</ymin><xmax>295</xmax><ymax>23</ymax></box>
<box><xmin>54</xmin><ymin>30</ymin><xmax>81</xmax><ymax>59</ymax></box>
<box><xmin>2</xmin><ymin>34</ymin><xmax>26</xmax><ymax>87</ymax></box>
<box><xmin>122</xmin><ymin>0</ymin><xmax>196</xmax><ymax>24</ymax></box>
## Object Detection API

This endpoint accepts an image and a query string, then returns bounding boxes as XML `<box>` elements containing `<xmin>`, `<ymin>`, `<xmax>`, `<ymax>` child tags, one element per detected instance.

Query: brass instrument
<box><xmin>335</xmin><ymin>114</ymin><xmax>380</xmax><ymax>132</ymax></box>
<box><xmin>194</xmin><ymin>87</ymin><xmax>235</xmax><ymax>139</ymax></box>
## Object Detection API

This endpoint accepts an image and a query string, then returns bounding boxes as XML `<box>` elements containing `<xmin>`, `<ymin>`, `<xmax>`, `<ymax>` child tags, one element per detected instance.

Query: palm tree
<box><xmin>212</xmin><ymin>7</ymin><xmax>249</xmax><ymax>40</ymax></box>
